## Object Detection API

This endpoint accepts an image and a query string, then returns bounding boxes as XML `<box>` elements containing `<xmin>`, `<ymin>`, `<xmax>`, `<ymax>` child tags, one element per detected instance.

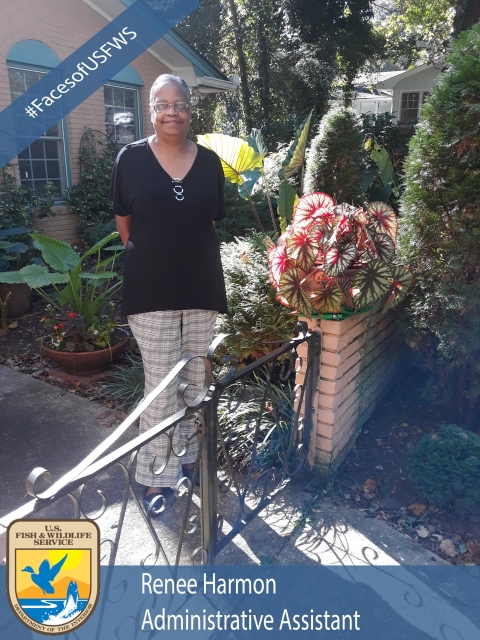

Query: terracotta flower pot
<box><xmin>0</xmin><ymin>282</ymin><xmax>32</xmax><ymax>318</ymax></box>
<box><xmin>41</xmin><ymin>335</ymin><xmax>131</xmax><ymax>376</ymax></box>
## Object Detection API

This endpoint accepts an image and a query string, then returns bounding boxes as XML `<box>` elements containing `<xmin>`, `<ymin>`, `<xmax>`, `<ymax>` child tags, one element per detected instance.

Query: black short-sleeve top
<box><xmin>109</xmin><ymin>139</ymin><xmax>228</xmax><ymax>316</ymax></box>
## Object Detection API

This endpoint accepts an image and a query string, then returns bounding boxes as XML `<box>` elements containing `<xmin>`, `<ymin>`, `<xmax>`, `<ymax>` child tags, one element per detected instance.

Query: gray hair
<box><xmin>149</xmin><ymin>74</ymin><xmax>191</xmax><ymax>104</ymax></box>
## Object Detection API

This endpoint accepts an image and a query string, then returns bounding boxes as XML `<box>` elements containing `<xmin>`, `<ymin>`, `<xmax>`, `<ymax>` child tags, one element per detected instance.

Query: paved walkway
<box><xmin>0</xmin><ymin>363</ymin><xmax>446</xmax><ymax>569</ymax></box>
<box><xmin>3</xmin><ymin>365</ymin><xmax>480</xmax><ymax>640</ymax></box>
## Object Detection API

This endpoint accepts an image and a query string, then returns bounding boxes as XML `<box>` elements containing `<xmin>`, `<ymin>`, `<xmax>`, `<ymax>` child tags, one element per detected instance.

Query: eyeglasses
<box><xmin>151</xmin><ymin>101</ymin><xmax>190</xmax><ymax>113</ymax></box>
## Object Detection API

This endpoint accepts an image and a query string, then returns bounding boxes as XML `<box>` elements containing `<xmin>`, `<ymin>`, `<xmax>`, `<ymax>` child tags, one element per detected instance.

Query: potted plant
<box><xmin>265</xmin><ymin>192</ymin><xmax>413</xmax><ymax>317</ymax></box>
<box><xmin>0</xmin><ymin>232</ymin><xmax>128</xmax><ymax>375</ymax></box>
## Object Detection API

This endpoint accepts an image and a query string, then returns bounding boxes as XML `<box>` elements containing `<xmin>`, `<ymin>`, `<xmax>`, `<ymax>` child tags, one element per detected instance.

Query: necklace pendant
<box><xmin>172</xmin><ymin>178</ymin><xmax>184</xmax><ymax>201</ymax></box>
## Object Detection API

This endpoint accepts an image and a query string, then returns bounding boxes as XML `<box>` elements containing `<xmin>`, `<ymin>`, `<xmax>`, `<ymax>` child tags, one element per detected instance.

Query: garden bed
<box><xmin>331</xmin><ymin>365</ymin><xmax>480</xmax><ymax>566</ymax></box>
<box><xmin>0</xmin><ymin>290</ymin><xmax>135</xmax><ymax>427</ymax></box>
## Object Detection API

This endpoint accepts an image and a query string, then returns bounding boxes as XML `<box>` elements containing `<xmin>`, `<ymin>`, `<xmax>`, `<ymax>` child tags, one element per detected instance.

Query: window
<box><xmin>400</xmin><ymin>92</ymin><xmax>420</xmax><ymax>123</ymax></box>
<box><xmin>8</xmin><ymin>66</ymin><xmax>67</xmax><ymax>197</ymax></box>
<box><xmin>399</xmin><ymin>91</ymin><xmax>431</xmax><ymax>123</ymax></box>
<box><xmin>104</xmin><ymin>85</ymin><xmax>139</xmax><ymax>148</ymax></box>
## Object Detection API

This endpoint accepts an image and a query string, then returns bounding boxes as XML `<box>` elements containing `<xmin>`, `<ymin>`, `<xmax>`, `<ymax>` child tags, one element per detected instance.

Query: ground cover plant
<box><xmin>398</xmin><ymin>23</ymin><xmax>480</xmax><ymax>427</ymax></box>
<box><xmin>407</xmin><ymin>424</ymin><xmax>480</xmax><ymax>513</ymax></box>
<box><xmin>265</xmin><ymin>192</ymin><xmax>412</xmax><ymax>317</ymax></box>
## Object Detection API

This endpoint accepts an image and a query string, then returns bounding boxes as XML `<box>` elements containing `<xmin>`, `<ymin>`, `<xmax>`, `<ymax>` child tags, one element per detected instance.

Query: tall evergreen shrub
<box><xmin>398</xmin><ymin>25</ymin><xmax>480</xmax><ymax>424</ymax></box>
<box><xmin>304</xmin><ymin>107</ymin><xmax>364</xmax><ymax>205</ymax></box>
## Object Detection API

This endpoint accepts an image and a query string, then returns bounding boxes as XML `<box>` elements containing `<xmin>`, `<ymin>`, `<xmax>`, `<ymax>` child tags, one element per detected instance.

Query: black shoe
<box><xmin>143</xmin><ymin>488</ymin><xmax>175</xmax><ymax>517</ymax></box>
<box><xmin>182</xmin><ymin>466</ymin><xmax>200</xmax><ymax>487</ymax></box>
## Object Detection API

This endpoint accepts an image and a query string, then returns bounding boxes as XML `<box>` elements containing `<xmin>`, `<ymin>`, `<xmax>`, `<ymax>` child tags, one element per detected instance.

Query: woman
<box><xmin>109</xmin><ymin>74</ymin><xmax>227</xmax><ymax>514</ymax></box>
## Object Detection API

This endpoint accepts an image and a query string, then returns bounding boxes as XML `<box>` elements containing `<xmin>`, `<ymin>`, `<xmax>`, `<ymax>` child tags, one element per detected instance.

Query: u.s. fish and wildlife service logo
<box><xmin>7</xmin><ymin>520</ymin><xmax>100</xmax><ymax>635</ymax></box>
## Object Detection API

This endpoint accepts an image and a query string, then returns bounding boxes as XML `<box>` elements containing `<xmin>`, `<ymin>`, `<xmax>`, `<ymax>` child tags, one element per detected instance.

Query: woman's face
<box><xmin>150</xmin><ymin>80</ymin><xmax>191</xmax><ymax>140</ymax></box>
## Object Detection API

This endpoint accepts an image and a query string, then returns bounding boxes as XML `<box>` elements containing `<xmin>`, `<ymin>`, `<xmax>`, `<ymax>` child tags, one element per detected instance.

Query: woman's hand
<box><xmin>116</xmin><ymin>215</ymin><xmax>132</xmax><ymax>248</ymax></box>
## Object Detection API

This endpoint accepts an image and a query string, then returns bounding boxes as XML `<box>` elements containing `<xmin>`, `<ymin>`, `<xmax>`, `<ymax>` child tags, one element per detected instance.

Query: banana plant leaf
<box><xmin>361</xmin><ymin>168</ymin><xmax>379</xmax><ymax>192</ymax></box>
<box><xmin>293</xmin><ymin>192</ymin><xmax>335</xmax><ymax>225</ymax></box>
<box><xmin>30</xmin><ymin>234</ymin><xmax>80</xmax><ymax>272</ymax></box>
<box><xmin>279</xmin><ymin>112</ymin><xmax>312</xmax><ymax>180</ymax></box>
<box><xmin>247</xmin><ymin>128</ymin><xmax>268</xmax><ymax>157</ymax></box>
<box><xmin>278</xmin><ymin>180</ymin><xmax>298</xmax><ymax>232</ymax></box>
<box><xmin>278</xmin><ymin>267</ymin><xmax>313</xmax><ymax>317</ymax></box>
<box><xmin>197</xmin><ymin>133</ymin><xmax>264</xmax><ymax>185</ymax></box>
<box><xmin>238</xmin><ymin>168</ymin><xmax>262</xmax><ymax>199</ymax></box>
<box><xmin>352</xmin><ymin>260</ymin><xmax>393</xmax><ymax>309</ymax></box>
<box><xmin>370</xmin><ymin>184</ymin><xmax>393</xmax><ymax>202</ymax></box>
<box><xmin>367</xmin><ymin>202</ymin><xmax>398</xmax><ymax>241</ymax></box>
<box><xmin>104</xmin><ymin>244</ymin><xmax>125</xmax><ymax>252</ymax></box>
<box><xmin>382</xmin><ymin>265</ymin><xmax>413</xmax><ymax>313</ymax></box>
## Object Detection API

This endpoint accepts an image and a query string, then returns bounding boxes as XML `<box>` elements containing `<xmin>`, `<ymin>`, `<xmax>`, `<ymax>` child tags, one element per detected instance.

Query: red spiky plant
<box><xmin>265</xmin><ymin>192</ymin><xmax>412</xmax><ymax>317</ymax></box>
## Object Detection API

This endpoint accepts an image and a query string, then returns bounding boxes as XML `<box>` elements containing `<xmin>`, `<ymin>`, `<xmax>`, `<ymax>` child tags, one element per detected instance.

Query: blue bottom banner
<box><xmin>1</xmin><ymin>565</ymin><xmax>480</xmax><ymax>639</ymax></box>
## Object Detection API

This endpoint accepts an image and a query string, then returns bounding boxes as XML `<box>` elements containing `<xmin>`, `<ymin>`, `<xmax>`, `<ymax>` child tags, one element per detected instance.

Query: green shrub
<box><xmin>398</xmin><ymin>25</ymin><xmax>480</xmax><ymax>425</ymax></box>
<box><xmin>304</xmin><ymin>106</ymin><xmax>364</xmax><ymax>205</ymax></box>
<box><xmin>408</xmin><ymin>424</ymin><xmax>480</xmax><ymax>512</ymax></box>
<box><xmin>65</xmin><ymin>129</ymin><xmax>117</xmax><ymax>243</ymax></box>
<box><xmin>0</xmin><ymin>168</ymin><xmax>55</xmax><ymax>229</ymax></box>
<box><xmin>217</xmin><ymin>234</ymin><xmax>297</xmax><ymax>362</ymax></box>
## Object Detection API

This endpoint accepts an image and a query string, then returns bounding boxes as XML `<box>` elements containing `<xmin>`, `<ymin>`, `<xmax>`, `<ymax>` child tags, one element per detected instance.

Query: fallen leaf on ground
<box><xmin>466</xmin><ymin>540</ymin><xmax>480</xmax><ymax>557</ymax></box>
<box><xmin>427</xmin><ymin>525</ymin><xmax>435</xmax><ymax>533</ymax></box>
<box><xmin>440</xmin><ymin>539</ymin><xmax>459</xmax><ymax>557</ymax></box>
<box><xmin>416</xmin><ymin>526</ymin><xmax>430</xmax><ymax>538</ymax></box>
<box><xmin>400</xmin><ymin>422</ymin><xmax>408</xmax><ymax>427</ymax></box>
<box><xmin>376</xmin><ymin>439</ymin><xmax>384</xmax><ymax>446</ymax></box>
<box><xmin>408</xmin><ymin>502</ymin><xmax>426</xmax><ymax>516</ymax></box>
<box><xmin>375</xmin><ymin>465</ymin><xmax>383</xmax><ymax>470</ymax></box>
<box><xmin>364</xmin><ymin>479</ymin><xmax>377</xmax><ymax>492</ymax></box>
<box><xmin>7</xmin><ymin>321</ymin><xmax>18</xmax><ymax>329</ymax></box>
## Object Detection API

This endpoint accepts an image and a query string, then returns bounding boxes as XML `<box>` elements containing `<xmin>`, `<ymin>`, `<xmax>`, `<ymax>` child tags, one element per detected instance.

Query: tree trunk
<box><xmin>227</xmin><ymin>0</ymin><xmax>253</xmax><ymax>131</ymax></box>
<box><xmin>253</xmin><ymin>0</ymin><xmax>270</xmax><ymax>124</ymax></box>
<box><xmin>454</xmin><ymin>0</ymin><xmax>480</xmax><ymax>37</ymax></box>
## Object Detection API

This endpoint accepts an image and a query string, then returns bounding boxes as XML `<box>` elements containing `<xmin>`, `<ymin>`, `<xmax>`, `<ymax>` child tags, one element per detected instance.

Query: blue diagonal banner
<box><xmin>0</xmin><ymin>0</ymin><xmax>199</xmax><ymax>169</ymax></box>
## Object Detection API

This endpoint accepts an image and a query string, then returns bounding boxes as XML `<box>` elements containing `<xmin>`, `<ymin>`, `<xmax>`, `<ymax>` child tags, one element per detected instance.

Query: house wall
<box><xmin>0</xmin><ymin>0</ymin><xmax>170</xmax><ymax>223</ymax></box>
<box><xmin>392</xmin><ymin>66</ymin><xmax>441</xmax><ymax>120</ymax></box>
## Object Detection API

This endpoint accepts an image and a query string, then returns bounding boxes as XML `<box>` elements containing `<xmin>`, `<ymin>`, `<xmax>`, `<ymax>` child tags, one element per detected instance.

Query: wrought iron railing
<box><xmin>0</xmin><ymin>322</ymin><xmax>320</xmax><ymax>566</ymax></box>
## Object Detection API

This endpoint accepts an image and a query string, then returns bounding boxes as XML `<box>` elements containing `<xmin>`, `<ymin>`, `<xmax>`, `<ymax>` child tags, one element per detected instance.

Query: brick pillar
<box><xmin>296</xmin><ymin>310</ymin><xmax>411</xmax><ymax>474</ymax></box>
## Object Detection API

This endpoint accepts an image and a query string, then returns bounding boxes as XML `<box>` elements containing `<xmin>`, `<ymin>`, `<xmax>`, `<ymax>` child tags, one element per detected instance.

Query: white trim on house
<box><xmin>80</xmin><ymin>0</ymin><xmax>238</xmax><ymax>95</ymax></box>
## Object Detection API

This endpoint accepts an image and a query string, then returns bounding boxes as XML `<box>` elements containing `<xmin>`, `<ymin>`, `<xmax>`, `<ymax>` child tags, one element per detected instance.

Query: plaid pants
<box><xmin>127</xmin><ymin>309</ymin><xmax>217</xmax><ymax>488</ymax></box>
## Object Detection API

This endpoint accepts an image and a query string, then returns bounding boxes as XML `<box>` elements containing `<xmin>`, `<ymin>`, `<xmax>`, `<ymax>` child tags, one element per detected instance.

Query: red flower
<box><xmin>68</xmin><ymin>311</ymin><xmax>77</xmax><ymax>318</ymax></box>
<box><xmin>53</xmin><ymin>325</ymin><xmax>59</xmax><ymax>330</ymax></box>
<box><xmin>59</xmin><ymin>323</ymin><xmax>65</xmax><ymax>329</ymax></box>
<box><xmin>41</xmin><ymin>315</ymin><xmax>47</xmax><ymax>321</ymax></box>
